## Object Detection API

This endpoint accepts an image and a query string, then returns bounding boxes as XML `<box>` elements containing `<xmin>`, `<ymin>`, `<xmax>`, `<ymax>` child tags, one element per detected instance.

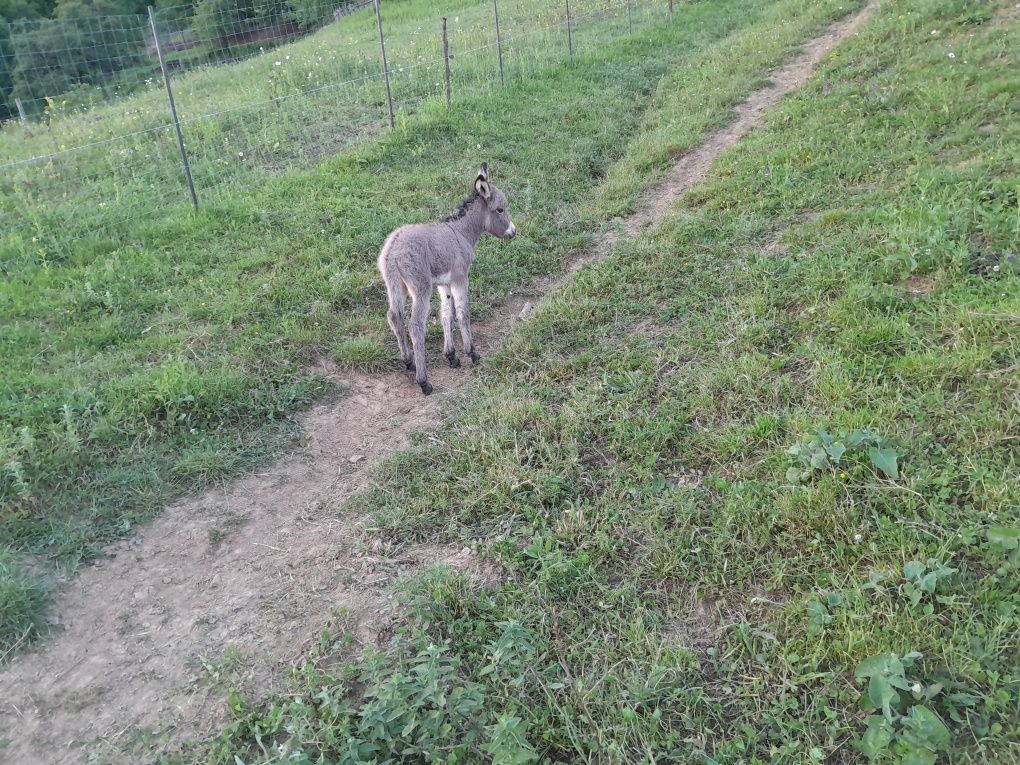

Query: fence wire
<box><xmin>1</xmin><ymin>0</ymin><xmax>678</xmax><ymax>270</ymax></box>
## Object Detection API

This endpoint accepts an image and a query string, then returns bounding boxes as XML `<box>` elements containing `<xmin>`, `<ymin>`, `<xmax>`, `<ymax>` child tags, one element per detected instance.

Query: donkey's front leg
<box><xmin>437</xmin><ymin>285</ymin><xmax>460</xmax><ymax>368</ymax></box>
<box><xmin>451</xmin><ymin>281</ymin><xmax>479</xmax><ymax>364</ymax></box>
<box><xmin>408</xmin><ymin>289</ymin><xmax>433</xmax><ymax>395</ymax></box>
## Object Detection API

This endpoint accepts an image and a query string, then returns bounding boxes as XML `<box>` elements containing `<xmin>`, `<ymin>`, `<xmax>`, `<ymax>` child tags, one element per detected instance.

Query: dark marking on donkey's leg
<box><xmin>445</xmin><ymin>351</ymin><xmax>461</xmax><ymax>368</ymax></box>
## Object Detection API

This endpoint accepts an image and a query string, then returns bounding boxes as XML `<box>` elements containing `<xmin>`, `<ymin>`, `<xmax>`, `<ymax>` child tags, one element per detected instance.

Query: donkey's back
<box><xmin>377</xmin><ymin>223</ymin><xmax>473</xmax><ymax>293</ymax></box>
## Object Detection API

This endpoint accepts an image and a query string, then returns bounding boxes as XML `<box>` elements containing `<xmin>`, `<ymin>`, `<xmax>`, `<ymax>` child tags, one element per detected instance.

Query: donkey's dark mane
<box><xmin>442</xmin><ymin>190</ymin><xmax>481</xmax><ymax>223</ymax></box>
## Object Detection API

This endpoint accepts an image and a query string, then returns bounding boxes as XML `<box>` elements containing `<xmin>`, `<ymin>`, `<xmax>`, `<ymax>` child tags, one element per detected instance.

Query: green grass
<box><xmin>0</xmin><ymin>0</ymin><xmax>661</xmax><ymax>246</ymax></box>
<box><xmin>0</xmin><ymin>547</ymin><xmax>48</xmax><ymax>660</ymax></box>
<box><xmin>195</xmin><ymin>0</ymin><xmax>1018</xmax><ymax>761</ymax></box>
<box><xmin>0</xmin><ymin>0</ymin><xmax>859</xmax><ymax>653</ymax></box>
<box><xmin>332</xmin><ymin>336</ymin><xmax>399</xmax><ymax>372</ymax></box>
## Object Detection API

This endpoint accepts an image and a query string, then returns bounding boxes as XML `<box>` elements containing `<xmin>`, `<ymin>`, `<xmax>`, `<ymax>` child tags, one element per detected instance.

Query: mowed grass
<box><xmin>0</xmin><ymin>0</ymin><xmax>860</xmax><ymax>652</ymax></box>
<box><xmin>200</xmin><ymin>0</ymin><xmax>1018</xmax><ymax>762</ymax></box>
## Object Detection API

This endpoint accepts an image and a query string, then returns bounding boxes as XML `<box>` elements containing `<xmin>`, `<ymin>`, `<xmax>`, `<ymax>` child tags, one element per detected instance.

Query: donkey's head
<box><xmin>474</xmin><ymin>163</ymin><xmax>516</xmax><ymax>240</ymax></box>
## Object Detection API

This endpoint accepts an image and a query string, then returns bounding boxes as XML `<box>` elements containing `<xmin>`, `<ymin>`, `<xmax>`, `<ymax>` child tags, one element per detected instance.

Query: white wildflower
<box><xmin>275</xmin><ymin>61</ymin><xmax>282</xmax><ymax>66</ymax></box>
<box><xmin>948</xmin><ymin>52</ymin><xmax>955</xmax><ymax>59</ymax></box>
<box><xmin>911</xmin><ymin>683</ymin><xmax>922</xmax><ymax>694</ymax></box>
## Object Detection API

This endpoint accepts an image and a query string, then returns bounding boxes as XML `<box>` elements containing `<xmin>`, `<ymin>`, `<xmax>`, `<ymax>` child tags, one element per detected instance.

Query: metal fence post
<box><xmin>627</xmin><ymin>0</ymin><xmax>633</xmax><ymax>33</ymax></box>
<box><xmin>15</xmin><ymin>97</ymin><xmax>27</xmax><ymax>123</ymax></box>
<box><xmin>373</xmin><ymin>0</ymin><xmax>395</xmax><ymax>128</ymax></box>
<box><xmin>492</xmin><ymin>0</ymin><xmax>504</xmax><ymax>87</ymax></box>
<box><xmin>669</xmin><ymin>0</ymin><xmax>674</xmax><ymax>21</ymax></box>
<box><xmin>148</xmin><ymin>6</ymin><xmax>197</xmax><ymax>209</ymax></box>
<box><xmin>442</xmin><ymin>17</ymin><xmax>452</xmax><ymax>107</ymax></box>
<box><xmin>566</xmin><ymin>0</ymin><xmax>573</xmax><ymax>62</ymax></box>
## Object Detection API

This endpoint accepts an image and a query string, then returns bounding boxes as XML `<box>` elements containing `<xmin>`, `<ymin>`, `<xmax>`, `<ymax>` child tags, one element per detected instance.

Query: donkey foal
<box><xmin>378</xmin><ymin>163</ymin><xmax>517</xmax><ymax>395</ymax></box>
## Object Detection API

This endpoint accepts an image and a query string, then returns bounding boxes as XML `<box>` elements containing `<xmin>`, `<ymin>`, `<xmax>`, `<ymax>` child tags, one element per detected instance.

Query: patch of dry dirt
<box><xmin>666</xmin><ymin>585</ymin><xmax>790</xmax><ymax>654</ymax></box>
<box><xmin>900</xmin><ymin>273</ymin><xmax>937</xmax><ymax>297</ymax></box>
<box><xmin>0</xmin><ymin>5</ymin><xmax>876</xmax><ymax>762</ymax></box>
<box><xmin>992</xmin><ymin>1</ymin><xmax>1019</xmax><ymax>25</ymax></box>
<box><xmin>761</xmin><ymin>232</ymin><xmax>791</xmax><ymax>259</ymax></box>
<box><xmin>0</xmin><ymin>371</ymin><xmax>501</xmax><ymax>763</ymax></box>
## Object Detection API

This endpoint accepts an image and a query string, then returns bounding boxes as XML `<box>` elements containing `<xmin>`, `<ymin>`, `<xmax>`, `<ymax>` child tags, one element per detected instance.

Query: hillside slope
<box><xmin>207</xmin><ymin>0</ymin><xmax>1019</xmax><ymax>761</ymax></box>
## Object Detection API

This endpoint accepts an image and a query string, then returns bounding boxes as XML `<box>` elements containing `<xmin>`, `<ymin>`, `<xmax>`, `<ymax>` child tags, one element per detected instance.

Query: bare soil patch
<box><xmin>900</xmin><ymin>273</ymin><xmax>937</xmax><ymax>297</ymax></box>
<box><xmin>0</xmin><ymin>5</ymin><xmax>876</xmax><ymax>761</ymax></box>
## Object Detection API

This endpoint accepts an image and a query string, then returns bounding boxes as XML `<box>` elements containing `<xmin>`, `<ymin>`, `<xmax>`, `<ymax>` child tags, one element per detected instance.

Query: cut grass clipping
<box><xmin>201</xmin><ymin>0</ymin><xmax>1018</xmax><ymax>762</ymax></box>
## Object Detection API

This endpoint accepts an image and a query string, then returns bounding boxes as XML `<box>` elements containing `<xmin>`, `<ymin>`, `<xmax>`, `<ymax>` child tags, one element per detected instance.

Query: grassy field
<box><xmin>0</xmin><ymin>0</ymin><xmax>869</xmax><ymax>653</ymax></box>
<box><xmin>194</xmin><ymin>0</ymin><xmax>1018</xmax><ymax>761</ymax></box>
<box><xmin>0</xmin><ymin>0</ymin><xmax>659</xmax><ymax>248</ymax></box>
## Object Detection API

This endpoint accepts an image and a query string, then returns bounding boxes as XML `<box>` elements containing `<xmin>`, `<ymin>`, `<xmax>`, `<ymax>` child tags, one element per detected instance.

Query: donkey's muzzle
<box><xmin>504</xmin><ymin>221</ymin><xmax>517</xmax><ymax>240</ymax></box>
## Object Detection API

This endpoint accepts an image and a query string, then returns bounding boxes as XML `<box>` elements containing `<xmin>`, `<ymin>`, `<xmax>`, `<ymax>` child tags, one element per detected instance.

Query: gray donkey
<box><xmin>378</xmin><ymin>163</ymin><xmax>516</xmax><ymax>395</ymax></box>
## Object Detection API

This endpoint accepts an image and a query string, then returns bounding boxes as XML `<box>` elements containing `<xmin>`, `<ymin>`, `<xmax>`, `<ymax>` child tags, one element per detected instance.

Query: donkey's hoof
<box><xmin>468</xmin><ymin>350</ymin><xmax>481</xmax><ymax>365</ymax></box>
<box><xmin>446</xmin><ymin>352</ymin><xmax>461</xmax><ymax>368</ymax></box>
<box><xmin>419</xmin><ymin>381</ymin><xmax>433</xmax><ymax>396</ymax></box>
<box><xmin>405</xmin><ymin>360</ymin><xmax>416</xmax><ymax>371</ymax></box>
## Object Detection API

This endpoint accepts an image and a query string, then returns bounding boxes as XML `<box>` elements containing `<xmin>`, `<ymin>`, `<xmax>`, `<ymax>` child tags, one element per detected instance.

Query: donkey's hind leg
<box><xmin>451</xmin><ymin>281</ymin><xmax>479</xmax><ymax>364</ymax></box>
<box><xmin>385</xmin><ymin>279</ymin><xmax>413</xmax><ymax>369</ymax></box>
<box><xmin>408</xmin><ymin>284</ymin><xmax>433</xmax><ymax>395</ymax></box>
<box><xmin>437</xmin><ymin>285</ymin><xmax>460</xmax><ymax>368</ymax></box>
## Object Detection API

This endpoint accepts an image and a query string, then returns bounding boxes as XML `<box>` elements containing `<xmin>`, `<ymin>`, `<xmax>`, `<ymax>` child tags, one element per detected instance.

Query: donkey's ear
<box><xmin>475</xmin><ymin>164</ymin><xmax>491</xmax><ymax>199</ymax></box>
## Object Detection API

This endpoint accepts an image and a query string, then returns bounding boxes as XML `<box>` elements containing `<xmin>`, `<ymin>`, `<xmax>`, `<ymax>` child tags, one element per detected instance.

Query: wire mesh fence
<box><xmin>1</xmin><ymin>0</ymin><xmax>678</xmax><ymax>270</ymax></box>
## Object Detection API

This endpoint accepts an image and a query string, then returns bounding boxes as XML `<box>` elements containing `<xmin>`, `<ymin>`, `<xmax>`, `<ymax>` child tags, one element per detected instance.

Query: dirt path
<box><xmin>0</xmin><ymin>5</ymin><xmax>875</xmax><ymax>762</ymax></box>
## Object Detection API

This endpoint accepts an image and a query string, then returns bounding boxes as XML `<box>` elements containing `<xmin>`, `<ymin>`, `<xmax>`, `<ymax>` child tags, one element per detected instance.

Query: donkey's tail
<box><xmin>379</xmin><ymin>230</ymin><xmax>405</xmax><ymax>306</ymax></box>
<box><xmin>377</xmin><ymin>229</ymin><xmax>397</xmax><ymax>274</ymax></box>
<box><xmin>378</xmin><ymin>230</ymin><xmax>413</xmax><ymax>367</ymax></box>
